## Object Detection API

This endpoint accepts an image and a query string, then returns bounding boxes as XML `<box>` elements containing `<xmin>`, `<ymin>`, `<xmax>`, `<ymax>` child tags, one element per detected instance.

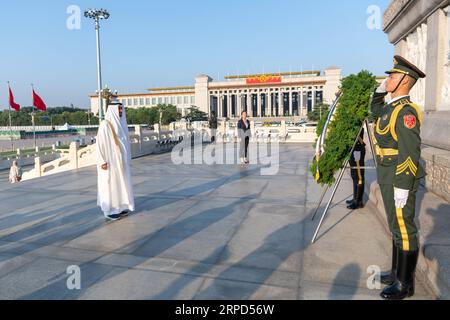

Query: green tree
<box><xmin>307</xmin><ymin>103</ymin><xmax>330</xmax><ymax>122</ymax></box>
<box><xmin>155</xmin><ymin>104</ymin><xmax>182</xmax><ymax>125</ymax></box>
<box><xmin>0</xmin><ymin>107</ymin><xmax>99</xmax><ymax>127</ymax></box>
<box><xmin>126</xmin><ymin>107</ymin><xmax>157</xmax><ymax>125</ymax></box>
<box><xmin>185</xmin><ymin>106</ymin><xmax>208</xmax><ymax>122</ymax></box>
<box><xmin>0</xmin><ymin>110</ymin><xmax>32</xmax><ymax>126</ymax></box>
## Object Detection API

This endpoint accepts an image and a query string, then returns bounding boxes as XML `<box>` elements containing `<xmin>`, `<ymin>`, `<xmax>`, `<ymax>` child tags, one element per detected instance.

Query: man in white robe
<box><xmin>96</xmin><ymin>101</ymin><xmax>135</xmax><ymax>221</ymax></box>
<box><xmin>9</xmin><ymin>160</ymin><xmax>22</xmax><ymax>184</ymax></box>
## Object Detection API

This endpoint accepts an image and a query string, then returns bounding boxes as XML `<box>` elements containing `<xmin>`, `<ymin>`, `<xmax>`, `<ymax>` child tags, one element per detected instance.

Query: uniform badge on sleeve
<box><xmin>404</xmin><ymin>115</ymin><xmax>417</xmax><ymax>129</ymax></box>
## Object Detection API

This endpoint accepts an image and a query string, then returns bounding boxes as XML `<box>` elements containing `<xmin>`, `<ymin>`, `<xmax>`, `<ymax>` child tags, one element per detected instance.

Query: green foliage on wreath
<box><xmin>310</xmin><ymin>70</ymin><xmax>377</xmax><ymax>186</ymax></box>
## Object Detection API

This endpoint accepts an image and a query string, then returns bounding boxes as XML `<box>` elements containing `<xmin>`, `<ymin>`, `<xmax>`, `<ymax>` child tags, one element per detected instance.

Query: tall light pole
<box><xmin>84</xmin><ymin>8</ymin><xmax>110</xmax><ymax>120</ymax></box>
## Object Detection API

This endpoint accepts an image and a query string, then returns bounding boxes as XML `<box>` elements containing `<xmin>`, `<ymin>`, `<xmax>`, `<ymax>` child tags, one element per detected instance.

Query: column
<box><xmin>218</xmin><ymin>95</ymin><xmax>222</xmax><ymax>118</ymax></box>
<box><xmin>289</xmin><ymin>90</ymin><xmax>293</xmax><ymax>116</ymax></box>
<box><xmin>237</xmin><ymin>93</ymin><xmax>242</xmax><ymax>116</ymax></box>
<box><xmin>312</xmin><ymin>88</ymin><xmax>316</xmax><ymax>112</ymax></box>
<box><xmin>247</xmin><ymin>93</ymin><xmax>253</xmax><ymax>117</ymax></box>
<box><xmin>227</xmin><ymin>93</ymin><xmax>232</xmax><ymax>118</ymax></box>
<box><xmin>267</xmin><ymin>91</ymin><xmax>272</xmax><ymax>117</ymax></box>
<box><xmin>278</xmin><ymin>90</ymin><xmax>283</xmax><ymax>117</ymax></box>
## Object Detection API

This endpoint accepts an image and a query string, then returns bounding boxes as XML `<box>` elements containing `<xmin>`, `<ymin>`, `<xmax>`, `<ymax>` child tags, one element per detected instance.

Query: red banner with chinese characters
<box><xmin>246</xmin><ymin>75</ymin><xmax>282</xmax><ymax>85</ymax></box>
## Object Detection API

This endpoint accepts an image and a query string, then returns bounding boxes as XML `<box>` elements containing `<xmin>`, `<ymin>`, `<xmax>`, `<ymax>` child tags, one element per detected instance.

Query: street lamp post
<box><xmin>84</xmin><ymin>8</ymin><xmax>110</xmax><ymax>121</ymax></box>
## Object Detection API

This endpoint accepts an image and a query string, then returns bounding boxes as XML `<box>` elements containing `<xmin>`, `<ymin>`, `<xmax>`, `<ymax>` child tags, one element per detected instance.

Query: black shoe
<box><xmin>380</xmin><ymin>249</ymin><xmax>418</xmax><ymax>300</ymax></box>
<box><xmin>120</xmin><ymin>210</ymin><xmax>130</xmax><ymax>217</ymax></box>
<box><xmin>105</xmin><ymin>214</ymin><xmax>121</xmax><ymax>221</ymax></box>
<box><xmin>347</xmin><ymin>201</ymin><xmax>364</xmax><ymax>210</ymax></box>
<box><xmin>380</xmin><ymin>241</ymin><xmax>398</xmax><ymax>285</ymax></box>
<box><xmin>346</xmin><ymin>199</ymin><xmax>354</xmax><ymax>205</ymax></box>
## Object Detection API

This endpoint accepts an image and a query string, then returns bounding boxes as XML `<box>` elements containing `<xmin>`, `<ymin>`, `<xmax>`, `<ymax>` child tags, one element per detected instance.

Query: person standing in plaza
<box><xmin>346</xmin><ymin>129</ymin><xmax>366</xmax><ymax>210</ymax></box>
<box><xmin>371</xmin><ymin>56</ymin><xmax>426</xmax><ymax>300</ymax></box>
<box><xmin>209</xmin><ymin>110</ymin><xmax>218</xmax><ymax>143</ymax></box>
<box><xmin>9</xmin><ymin>160</ymin><xmax>22</xmax><ymax>184</ymax></box>
<box><xmin>96</xmin><ymin>100</ymin><xmax>135</xmax><ymax>221</ymax></box>
<box><xmin>237</xmin><ymin>111</ymin><xmax>251</xmax><ymax>164</ymax></box>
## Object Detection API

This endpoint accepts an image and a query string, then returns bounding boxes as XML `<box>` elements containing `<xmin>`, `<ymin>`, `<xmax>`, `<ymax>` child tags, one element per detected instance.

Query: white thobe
<box><xmin>96</xmin><ymin>105</ymin><xmax>135</xmax><ymax>216</ymax></box>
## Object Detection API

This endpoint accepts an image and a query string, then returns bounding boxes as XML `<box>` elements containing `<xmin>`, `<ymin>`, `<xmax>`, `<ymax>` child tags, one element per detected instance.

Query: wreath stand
<box><xmin>311</xmin><ymin>119</ymin><xmax>378</xmax><ymax>244</ymax></box>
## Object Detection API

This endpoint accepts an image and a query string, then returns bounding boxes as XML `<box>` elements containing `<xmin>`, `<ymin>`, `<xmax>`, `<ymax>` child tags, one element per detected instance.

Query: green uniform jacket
<box><xmin>371</xmin><ymin>91</ymin><xmax>425</xmax><ymax>191</ymax></box>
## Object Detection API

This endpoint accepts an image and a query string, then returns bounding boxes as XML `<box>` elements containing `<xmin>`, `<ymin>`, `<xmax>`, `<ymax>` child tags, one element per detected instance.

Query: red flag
<box><xmin>32</xmin><ymin>89</ymin><xmax>47</xmax><ymax>111</ymax></box>
<box><xmin>8</xmin><ymin>85</ymin><xmax>21</xmax><ymax>112</ymax></box>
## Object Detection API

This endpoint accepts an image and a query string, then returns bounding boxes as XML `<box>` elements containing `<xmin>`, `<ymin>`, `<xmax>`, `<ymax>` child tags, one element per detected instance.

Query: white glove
<box><xmin>394</xmin><ymin>188</ymin><xmax>409</xmax><ymax>209</ymax></box>
<box><xmin>354</xmin><ymin>151</ymin><xmax>361</xmax><ymax>163</ymax></box>
<box><xmin>376</xmin><ymin>78</ymin><xmax>388</xmax><ymax>93</ymax></box>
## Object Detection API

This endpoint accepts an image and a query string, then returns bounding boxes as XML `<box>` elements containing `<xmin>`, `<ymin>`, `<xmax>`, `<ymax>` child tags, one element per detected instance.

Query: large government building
<box><xmin>90</xmin><ymin>67</ymin><xmax>342</xmax><ymax>119</ymax></box>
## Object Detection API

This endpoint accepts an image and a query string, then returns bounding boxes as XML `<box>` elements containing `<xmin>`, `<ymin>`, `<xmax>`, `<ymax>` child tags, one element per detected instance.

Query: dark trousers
<box><xmin>379</xmin><ymin>179</ymin><xmax>420</xmax><ymax>251</ymax></box>
<box><xmin>240</xmin><ymin>136</ymin><xmax>250</xmax><ymax>158</ymax></box>
<box><xmin>349</xmin><ymin>149</ymin><xmax>366</xmax><ymax>203</ymax></box>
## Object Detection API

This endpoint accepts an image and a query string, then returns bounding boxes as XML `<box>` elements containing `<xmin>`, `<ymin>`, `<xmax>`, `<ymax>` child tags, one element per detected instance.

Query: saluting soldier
<box><xmin>347</xmin><ymin>129</ymin><xmax>366</xmax><ymax>210</ymax></box>
<box><xmin>371</xmin><ymin>56</ymin><xmax>426</xmax><ymax>300</ymax></box>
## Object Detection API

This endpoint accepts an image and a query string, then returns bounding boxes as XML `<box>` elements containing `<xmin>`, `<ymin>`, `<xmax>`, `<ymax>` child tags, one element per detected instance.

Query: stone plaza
<box><xmin>0</xmin><ymin>144</ymin><xmax>434</xmax><ymax>299</ymax></box>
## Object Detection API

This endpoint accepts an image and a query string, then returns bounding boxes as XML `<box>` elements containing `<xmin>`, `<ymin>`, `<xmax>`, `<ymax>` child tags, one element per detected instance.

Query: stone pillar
<box><xmin>227</xmin><ymin>93</ymin><xmax>232</xmax><ymax>118</ymax></box>
<box><xmin>278</xmin><ymin>91</ymin><xmax>283</xmax><ymax>117</ymax></box>
<box><xmin>35</xmin><ymin>157</ymin><xmax>42</xmax><ymax>177</ymax></box>
<box><xmin>69</xmin><ymin>141</ymin><xmax>80</xmax><ymax>170</ymax></box>
<box><xmin>281</xmin><ymin>120</ymin><xmax>287</xmax><ymax>138</ymax></box>
<box><xmin>17</xmin><ymin>149</ymin><xmax>21</xmax><ymax>156</ymax></box>
<box><xmin>218</xmin><ymin>95</ymin><xmax>223</xmax><ymax>118</ymax></box>
<box><xmin>425</xmin><ymin>8</ymin><xmax>447</xmax><ymax>111</ymax></box>
<box><xmin>247</xmin><ymin>93</ymin><xmax>253</xmax><ymax>117</ymax></box>
<box><xmin>312</xmin><ymin>88</ymin><xmax>316</xmax><ymax>111</ymax></box>
<box><xmin>267</xmin><ymin>92</ymin><xmax>272</xmax><ymax>117</ymax></box>
<box><xmin>250</xmin><ymin>120</ymin><xmax>256</xmax><ymax>137</ymax></box>
<box><xmin>237</xmin><ymin>94</ymin><xmax>242</xmax><ymax>116</ymax></box>
<box><xmin>194</xmin><ymin>75</ymin><xmax>211</xmax><ymax>114</ymax></box>
<box><xmin>135</xmin><ymin>125</ymin><xmax>143</xmax><ymax>149</ymax></box>
<box><xmin>220</xmin><ymin>120</ymin><xmax>226</xmax><ymax>136</ymax></box>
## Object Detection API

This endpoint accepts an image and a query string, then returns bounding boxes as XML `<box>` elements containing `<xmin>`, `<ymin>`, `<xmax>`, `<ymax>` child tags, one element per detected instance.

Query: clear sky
<box><xmin>0</xmin><ymin>0</ymin><xmax>392</xmax><ymax>110</ymax></box>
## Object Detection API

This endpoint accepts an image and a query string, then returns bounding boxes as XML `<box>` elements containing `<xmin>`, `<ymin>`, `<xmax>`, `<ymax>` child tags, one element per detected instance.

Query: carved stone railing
<box><xmin>213</xmin><ymin>120</ymin><xmax>317</xmax><ymax>144</ymax></box>
<box><xmin>0</xmin><ymin>148</ymin><xmax>62</xmax><ymax>171</ymax></box>
<box><xmin>21</xmin><ymin>126</ymin><xmax>181</xmax><ymax>181</ymax></box>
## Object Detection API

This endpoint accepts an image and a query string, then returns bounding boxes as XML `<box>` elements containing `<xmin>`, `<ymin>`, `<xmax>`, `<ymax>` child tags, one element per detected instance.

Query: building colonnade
<box><xmin>210</xmin><ymin>86</ymin><xmax>323</xmax><ymax>118</ymax></box>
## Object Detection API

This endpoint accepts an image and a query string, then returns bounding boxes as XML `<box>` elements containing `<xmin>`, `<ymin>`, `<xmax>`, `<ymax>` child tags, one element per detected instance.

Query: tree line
<box><xmin>0</xmin><ymin>106</ymin><xmax>99</xmax><ymax>127</ymax></box>
<box><xmin>0</xmin><ymin>104</ymin><xmax>200</xmax><ymax>127</ymax></box>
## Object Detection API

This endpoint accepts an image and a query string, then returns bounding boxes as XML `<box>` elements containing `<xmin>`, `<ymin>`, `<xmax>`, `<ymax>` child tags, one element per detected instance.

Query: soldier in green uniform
<box><xmin>371</xmin><ymin>55</ymin><xmax>426</xmax><ymax>300</ymax></box>
<box><xmin>347</xmin><ymin>129</ymin><xmax>366</xmax><ymax>210</ymax></box>
<box><xmin>372</xmin><ymin>56</ymin><xmax>425</xmax><ymax>300</ymax></box>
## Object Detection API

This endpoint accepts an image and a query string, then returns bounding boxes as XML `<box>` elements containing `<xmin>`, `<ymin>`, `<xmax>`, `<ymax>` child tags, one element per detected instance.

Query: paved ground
<box><xmin>0</xmin><ymin>143</ymin><xmax>433</xmax><ymax>300</ymax></box>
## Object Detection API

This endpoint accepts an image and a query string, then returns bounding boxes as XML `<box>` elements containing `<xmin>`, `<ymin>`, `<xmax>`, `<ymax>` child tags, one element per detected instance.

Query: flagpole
<box><xmin>7</xmin><ymin>82</ymin><xmax>14</xmax><ymax>152</ymax></box>
<box><xmin>31</xmin><ymin>84</ymin><xmax>36</xmax><ymax>151</ymax></box>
